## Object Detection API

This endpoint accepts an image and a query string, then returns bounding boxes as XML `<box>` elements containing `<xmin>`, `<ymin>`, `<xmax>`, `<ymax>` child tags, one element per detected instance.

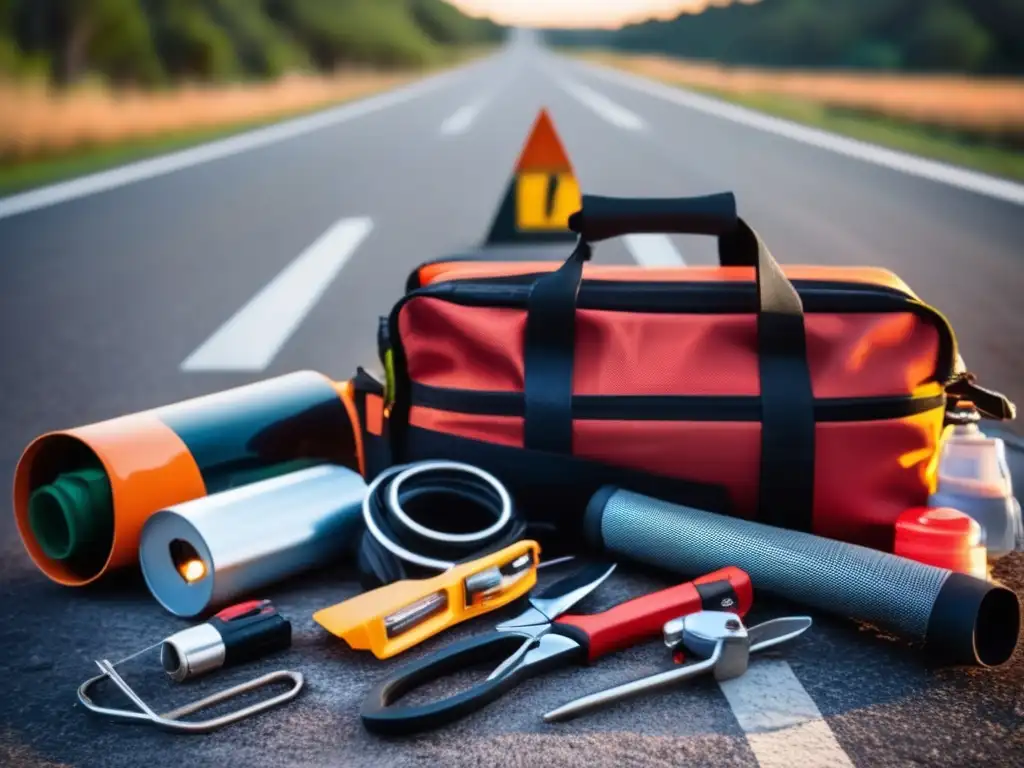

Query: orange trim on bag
<box><xmin>334</xmin><ymin>379</ymin><xmax>366</xmax><ymax>478</ymax></box>
<box><xmin>366</xmin><ymin>394</ymin><xmax>384</xmax><ymax>437</ymax></box>
<box><xmin>415</xmin><ymin>261</ymin><xmax>916</xmax><ymax>296</ymax></box>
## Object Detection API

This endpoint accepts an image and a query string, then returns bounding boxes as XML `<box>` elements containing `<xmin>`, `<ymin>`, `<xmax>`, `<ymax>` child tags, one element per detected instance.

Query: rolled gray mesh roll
<box><xmin>584</xmin><ymin>487</ymin><xmax>1020</xmax><ymax>667</ymax></box>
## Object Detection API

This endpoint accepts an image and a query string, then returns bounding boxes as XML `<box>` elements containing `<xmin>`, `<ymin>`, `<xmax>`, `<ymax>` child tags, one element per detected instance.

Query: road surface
<box><xmin>1</xmin><ymin>31</ymin><xmax>1021</xmax><ymax>768</ymax></box>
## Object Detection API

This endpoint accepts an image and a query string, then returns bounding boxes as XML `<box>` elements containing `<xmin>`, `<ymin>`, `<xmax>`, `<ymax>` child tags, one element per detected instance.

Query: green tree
<box><xmin>4</xmin><ymin>0</ymin><xmax>162</xmax><ymax>85</ymax></box>
<box><xmin>552</xmin><ymin>0</ymin><xmax>1023</xmax><ymax>75</ymax></box>
<box><xmin>967</xmin><ymin>0</ymin><xmax>1024</xmax><ymax>73</ymax></box>
<box><xmin>1</xmin><ymin>0</ymin><xmax>506</xmax><ymax>86</ymax></box>
<box><xmin>204</xmin><ymin>0</ymin><xmax>309</xmax><ymax>79</ymax></box>
<box><xmin>410</xmin><ymin>0</ymin><xmax>502</xmax><ymax>45</ymax></box>
<box><xmin>267</xmin><ymin>0</ymin><xmax>439</xmax><ymax>70</ymax></box>
<box><xmin>88</xmin><ymin>0</ymin><xmax>164</xmax><ymax>85</ymax></box>
<box><xmin>904</xmin><ymin>1</ymin><xmax>993</xmax><ymax>71</ymax></box>
<box><xmin>147</xmin><ymin>0</ymin><xmax>241</xmax><ymax>81</ymax></box>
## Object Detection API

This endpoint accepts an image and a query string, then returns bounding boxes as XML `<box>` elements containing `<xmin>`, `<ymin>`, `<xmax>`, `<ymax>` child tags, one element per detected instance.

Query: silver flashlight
<box><xmin>139</xmin><ymin>464</ymin><xmax>366</xmax><ymax>618</ymax></box>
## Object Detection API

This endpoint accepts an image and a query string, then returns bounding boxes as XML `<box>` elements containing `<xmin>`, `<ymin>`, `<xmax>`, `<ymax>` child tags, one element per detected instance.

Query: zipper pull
<box><xmin>945</xmin><ymin>372</ymin><xmax>1016</xmax><ymax>422</ymax></box>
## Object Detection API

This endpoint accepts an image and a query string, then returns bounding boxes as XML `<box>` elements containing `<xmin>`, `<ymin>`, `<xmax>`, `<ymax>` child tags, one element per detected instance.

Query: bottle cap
<box><xmin>946</xmin><ymin>401</ymin><xmax>982</xmax><ymax>426</ymax></box>
<box><xmin>894</xmin><ymin>507</ymin><xmax>987</xmax><ymax>579</ymax></box>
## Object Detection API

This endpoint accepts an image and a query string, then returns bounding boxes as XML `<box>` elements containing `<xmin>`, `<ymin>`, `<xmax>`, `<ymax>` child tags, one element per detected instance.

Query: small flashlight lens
<box><xmin>169</xmin><ymin>539</ymin><xmax>206</xmax><ymax>583</ymax></box>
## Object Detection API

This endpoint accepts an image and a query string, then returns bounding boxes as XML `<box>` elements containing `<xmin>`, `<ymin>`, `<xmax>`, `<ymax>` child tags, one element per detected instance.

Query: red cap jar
<box><xmin>894</xmin><ymin>507</ymin><xmax>987</xmax><ymax>579</ymax></box>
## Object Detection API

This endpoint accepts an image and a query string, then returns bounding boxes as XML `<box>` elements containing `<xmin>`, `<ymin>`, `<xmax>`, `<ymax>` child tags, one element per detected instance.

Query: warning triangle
<box><xmin>484</xmin><ymin>109</ymin><xmax>581</xmax><ymax>246</ymax></box>
<box><xmin>516</xmin><ymin>109</ymin><xmax>573</xmax><ymax>172</ymax></box>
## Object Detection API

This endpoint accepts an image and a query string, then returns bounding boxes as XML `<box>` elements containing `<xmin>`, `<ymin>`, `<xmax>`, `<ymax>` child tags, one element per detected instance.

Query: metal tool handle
<box><xmin>360</xmin><ymin>631</ymin><xmax>545</xmax><ymax>736</ymax></box>
<box><xmin>543</xmin><ymin>644</ymin><xmax>724</xmax><ymax>723</ymax></box>
<box><xmin>554</xmin><ymin>567</ymin><xmax>751</xmax><ymax>662</ymax></box>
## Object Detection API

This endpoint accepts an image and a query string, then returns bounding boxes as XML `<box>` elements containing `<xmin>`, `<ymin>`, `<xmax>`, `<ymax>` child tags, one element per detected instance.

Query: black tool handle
<box><xmin>210</xmin><ymin>599</ymin><xmax>292</xmax><ymax>668</ymax></box>
<box><xmin>361</xmin><ymin>631</ymin><xmax>571</xmax><ymax>736</ymax></box>
<box><xmin>568</xmin><ymin>192</ymin><xmax>738</xmax><ymax>243</ymax></box>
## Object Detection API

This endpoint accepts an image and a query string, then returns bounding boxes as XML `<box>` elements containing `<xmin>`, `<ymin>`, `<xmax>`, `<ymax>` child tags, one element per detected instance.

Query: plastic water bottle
<box><xmin>928</xmin><ymin>406</ymin><xmax>1023</xmax><ymax>560</ymax></box>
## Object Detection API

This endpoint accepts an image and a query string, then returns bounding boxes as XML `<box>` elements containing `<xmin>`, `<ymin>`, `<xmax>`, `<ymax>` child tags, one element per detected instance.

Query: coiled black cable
<box><xmin>357</xmin><ymin>461</ymin><xmax>529</xmax><ymax>589</ymax></box>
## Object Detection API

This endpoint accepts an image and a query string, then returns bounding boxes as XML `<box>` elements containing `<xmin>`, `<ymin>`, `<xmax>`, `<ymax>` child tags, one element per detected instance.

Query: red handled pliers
<box><xmin>360</xmin><ymin>562</ymin><xmax>753</xmax><ymax>735</ymax></box>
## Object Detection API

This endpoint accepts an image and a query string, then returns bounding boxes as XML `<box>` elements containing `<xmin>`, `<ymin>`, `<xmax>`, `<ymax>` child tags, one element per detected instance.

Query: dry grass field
<box><xmin>0</xmin><ymin>70</ymin><xmax>421</xmax><ymax>161</ymax></box>
<box><xmin>580</xmin><ymin>52</ymin><xmax>1024</xmax><ymax>136</ymax></box>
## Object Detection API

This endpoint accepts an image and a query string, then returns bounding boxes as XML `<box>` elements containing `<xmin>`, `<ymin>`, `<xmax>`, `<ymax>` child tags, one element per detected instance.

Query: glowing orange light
<box><xmin>180</xmin><ymin>559</ymin><xmax>206</xmax><ymax>582</ymax></box>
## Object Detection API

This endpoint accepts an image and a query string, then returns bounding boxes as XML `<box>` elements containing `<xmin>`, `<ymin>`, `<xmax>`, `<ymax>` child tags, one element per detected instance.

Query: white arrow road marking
<box><xmin>181</xmin><ymin>216</ymin><xmax>373</xmax><ymax>372</ymax></box>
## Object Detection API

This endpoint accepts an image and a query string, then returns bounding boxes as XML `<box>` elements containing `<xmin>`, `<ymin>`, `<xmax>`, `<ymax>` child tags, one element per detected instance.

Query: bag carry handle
<box><xmin>567</xmin><ymin>192</ymin><xmax>752</xmax><ymax>267</ymax></box>
<box><xmin>524</xmin><ymin>192</ymin><xmax>817</xmax><ymax>532</ymax></box>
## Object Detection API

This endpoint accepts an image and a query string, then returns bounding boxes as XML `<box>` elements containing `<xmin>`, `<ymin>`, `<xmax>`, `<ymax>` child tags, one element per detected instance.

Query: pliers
<box><xmin>360</xmin><ymin>562</ymin><xmax>753</xmax><ymax>735</ymax></box>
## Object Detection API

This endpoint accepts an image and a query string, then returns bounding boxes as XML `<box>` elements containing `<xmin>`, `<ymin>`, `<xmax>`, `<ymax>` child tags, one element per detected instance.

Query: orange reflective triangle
<box><xmin>515</xmin><ymin>109</ymin><xmax>574</xmax><ymax>173</ymax></box>
<box><xmin>482</xmin><ymin>108</ymin><xmax>580</xmax><ymax>245</ymax></box>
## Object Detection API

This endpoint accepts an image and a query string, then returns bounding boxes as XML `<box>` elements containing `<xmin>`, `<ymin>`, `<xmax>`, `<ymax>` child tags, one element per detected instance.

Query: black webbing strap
<box><xmin>523</xmin><ymin>239</ymin><xmax>591</xmax><ymax>453</ymax></box>
<box><xmin>521</xmin><ymin>208</ymin><xmax>816</xmax><ymax>532</ymax></box>
<box><xmin>728</xmin><ymin>220</ymin><xmax>816</xmax><ymax>531</ymax></box>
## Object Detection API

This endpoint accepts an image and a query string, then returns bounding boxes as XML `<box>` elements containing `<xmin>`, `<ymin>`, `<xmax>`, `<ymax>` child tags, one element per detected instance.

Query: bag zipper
<box><xmin>409</xmin><ymin>383</ymin><xmax>945</xmax><ymax>423</ymax></box>
<box><xmin>387</xmin><ymin>277</ymin><xmax>959</xmax><ymax>443</ymax></box>
<box><xmin>416</xmin><ymin>276</ymin><xmax>933</xmax><ymax>314</ymax></box>
<box><xmin>398</xmin><ymin>277</ymin><xmax>956</xmax><ymax>379</ymax></box>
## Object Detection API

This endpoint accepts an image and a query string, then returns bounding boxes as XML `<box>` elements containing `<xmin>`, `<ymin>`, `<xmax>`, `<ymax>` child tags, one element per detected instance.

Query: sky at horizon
<box><xmin>449</xmin><ymin>1</ymin><xmax>732</xmax><ymax>29</ymax></box>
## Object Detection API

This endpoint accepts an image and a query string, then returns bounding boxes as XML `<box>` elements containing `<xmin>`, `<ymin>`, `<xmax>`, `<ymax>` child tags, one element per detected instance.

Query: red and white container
<box><xmin>894</xmin><ymin>506</ymin><xmax>987</xmax><ymax>579</ymax></box>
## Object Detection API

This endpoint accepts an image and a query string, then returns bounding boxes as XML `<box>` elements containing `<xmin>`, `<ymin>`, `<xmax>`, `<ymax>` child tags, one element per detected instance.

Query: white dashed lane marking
<box><xmin>181</xmin><ymin>216</ymin><xmax>373</xmax><ymax>372</ymax></box>
<box><xmin>555</xmin><ymin>77</ymin><xmax>646</xmax><ymax>131</ymax></box>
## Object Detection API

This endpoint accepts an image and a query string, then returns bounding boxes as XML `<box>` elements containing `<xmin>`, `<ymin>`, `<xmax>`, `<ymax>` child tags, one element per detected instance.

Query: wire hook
<box><xmin>77</xmin><ymin>659</ymin><xmax>304</xmax><ymax>734</ymax></box>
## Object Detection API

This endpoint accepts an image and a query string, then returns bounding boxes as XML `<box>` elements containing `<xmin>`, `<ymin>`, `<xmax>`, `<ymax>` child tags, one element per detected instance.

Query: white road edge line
<box><xmin>720</xmin><ymin>661</ymin><xmax>854</xmax><ymax>768</ymax></box>
<box><xmin>624</xmin><ymin>233</ymin><xmax>853</xmax><ymax>768</ymax></box>
<box><xmin>576</xmin><ymin>58</ymin><xmax>1024</xmax><ymax>207</ymax></box>
<box><xmin>0</xmin><ymin>68</ymin><xmax>468</xmax><ymax>222</ymax></box>
<box><xmin>181</xmin><ymin>216</ymin><xmax>373</xmax><ymax>372</ymax></box>
<box><xmin>555</xmin><ymin>76</ymin><xmax>645</xmax><ymax>131</ymax></box>
<box><xmin>440</xmin><ymin>99</ymin><xmax>487</xmax><ymax>136</ymax></box>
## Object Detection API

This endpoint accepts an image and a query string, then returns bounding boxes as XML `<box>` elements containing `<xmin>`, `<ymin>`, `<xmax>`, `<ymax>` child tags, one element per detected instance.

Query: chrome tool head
<box><xmin>543</xmin><ymin>611</ymin><xmax>812</xmax><ymax>723</ymax></box>
<box><xmin>666</xmin><ymin>611</ymin><xmax>752</xmax><ymax>681</ymax></box>
<box><xmin>496</xmin><ymin>561</ymin><xmax>617</xmax><ymax>634</ymax></box>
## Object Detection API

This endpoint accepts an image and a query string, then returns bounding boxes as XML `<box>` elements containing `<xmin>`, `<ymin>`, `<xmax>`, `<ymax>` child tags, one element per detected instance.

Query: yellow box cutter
<box><xmin>313</xmin><ymin>540</ymin><xmax>541</xmax><ymax>659</ymax></box>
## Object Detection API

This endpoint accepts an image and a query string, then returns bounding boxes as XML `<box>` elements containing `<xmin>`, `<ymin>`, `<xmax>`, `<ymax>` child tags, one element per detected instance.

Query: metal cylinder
<box><xmin>161</xmin><ymin>623</ymin><xmax>226</xmax><ymax>682</ymax></box>
<box><xmin>13</xmin><ymin>370</ymin><xmax>361</xmax><ymax>587</ymax></box>
<box><xmin>585</xmin><ymin>486</ymin><xmax>1021</xmax><ymax>668</ymax></box>
<box><xmin>139</xmin><ymin>464</ymin><xmax>366</xmax><ymax>617</ymax></box>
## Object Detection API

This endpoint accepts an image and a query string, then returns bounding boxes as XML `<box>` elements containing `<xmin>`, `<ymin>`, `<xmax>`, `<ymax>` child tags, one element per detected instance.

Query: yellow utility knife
<box><xmin>313</xmin><ymin>540</ymin><xmax>541</xmax><ymax>659</ymax></box>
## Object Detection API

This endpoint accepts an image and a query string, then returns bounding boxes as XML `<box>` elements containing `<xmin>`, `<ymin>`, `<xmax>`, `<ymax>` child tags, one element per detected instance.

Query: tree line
<box><xmin>547</xmin><ymin>0</ymin><xmax>1024</xmax><ymax>75</ymax></box>
<box><xmin>0</xmin><ymin>0</ymin><xmax>505</xmax><ymax>87</ymax></box>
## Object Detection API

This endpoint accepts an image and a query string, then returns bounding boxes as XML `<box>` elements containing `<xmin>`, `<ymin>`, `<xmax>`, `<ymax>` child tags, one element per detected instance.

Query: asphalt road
<box><xmin>1</xmin><ymin>31</ymin><xmax>1022</xmax><ymax>768</ymax></box>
